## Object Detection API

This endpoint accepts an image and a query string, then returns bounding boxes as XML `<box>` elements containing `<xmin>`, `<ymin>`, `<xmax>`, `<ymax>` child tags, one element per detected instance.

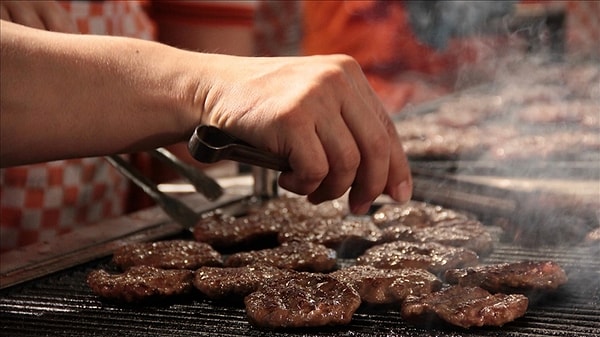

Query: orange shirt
<box><xmin>301</xmin><ymin>1</ymin><xmax>501</xmax><ymax>112</ymax></box>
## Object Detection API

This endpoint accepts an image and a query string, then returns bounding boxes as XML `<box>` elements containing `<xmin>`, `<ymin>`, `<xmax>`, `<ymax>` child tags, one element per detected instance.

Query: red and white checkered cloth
<box><xmin>0</xmin><ymin>1</ymin><xmax>155</xmax><ymax>252</ymax></box>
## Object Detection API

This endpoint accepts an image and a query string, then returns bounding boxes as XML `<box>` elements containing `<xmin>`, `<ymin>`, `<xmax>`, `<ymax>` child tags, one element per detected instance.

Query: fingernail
<box><xmin>392</xmin><ymin>181</ymin><xmax>412</xmax><ymax>203</ymax></box>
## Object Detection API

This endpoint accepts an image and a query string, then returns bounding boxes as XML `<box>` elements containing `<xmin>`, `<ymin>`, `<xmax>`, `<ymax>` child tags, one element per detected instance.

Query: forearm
<box><xmin>0</xmin><ymin>20</ymin><xmax>205</xmax><ymax>167</ymax></box>
<box><xmin>0</xmin><ymin>20</ymin><xmax>413</xmax><ymax>211</ymax></box>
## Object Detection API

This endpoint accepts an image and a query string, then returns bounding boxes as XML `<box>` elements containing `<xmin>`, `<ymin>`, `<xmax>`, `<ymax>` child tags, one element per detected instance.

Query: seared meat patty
<box><xmin>193</xmin><ymin>197</ymin><xmax>347</xmax><ymax>251</ymax></box>
<box><xmin>192</xmin><ymin>211</ymin><xmax>281</xmax><ymax>250</ymax></box>
<box><xmin>224</xmin><ymin>242</ymin><xmax>337</xmax><ymax>272</ymax></box>
<box><xmin>278</xmin><ymin>217</ymin><xmax>382</xmax><ymax>257</ymax></box>
<box><xmin>112</xmin><ymin>240</ymin><xmax>222</xmax><ymax>270</ymax></box>
<box><xmin>372</xmin><ymin>202</ymin><xmax>472</xmax><ymax>228</ymax></box>
<box><xmin>401</xmin><ymin>285</ymin><xmax>529</xmax><ymax>328</ymax></box>
<box><xmin>330</xmin><ymin>265</ymin><xmax>442</xmax><ymax>304</ymax></box>
<box><xmin>248</xmin><ymin>196</ymin><xmax>348</xmax><ymax>219</ymax></box>
<box><xmin>244</xmin><ymin>272</ymin><xmax>361</xmax><ymax>328</ymax></box>
<box><xmin>87</xmin><ymin>266</ymin><xmax>194</xmax><ymax>302</ymax></box>
<box><xmin>444</xmin><ymin>261</ymin><xmax>568</xmax><ymax>293</ymax></box>
<box><xmin>380</xmin><ymin>219</ymin><xmax>494</xmax><ymax>256</ymax></box>
<box><xmin>356</xmin><ymin>241</ymin><xmax>478</xmax><ymax>274</ymax></box>
<box><xmin>194</xmin><ymin>264</ymin><xmax>293</xmax><ymax>300</ymax></box>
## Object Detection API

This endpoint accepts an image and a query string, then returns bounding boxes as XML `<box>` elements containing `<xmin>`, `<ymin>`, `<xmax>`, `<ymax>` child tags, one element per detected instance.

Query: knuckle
<box><xmin>293</xmin><ymin>165</ymin><xmax>329</xmax><ymax>194</ymax></box>
<box><xmin>367</xmin><ymin>133</ymin><xmax>392</xmax><ymax>158</ymax></box>
<box><xmin>334</xmin><ymin>146</ymin><xmax>361</xmax><ymax>173</ymax></box>
<box><xmin>330</xmin><ymin>54</ymin><xmax>360</xmax><ymax>68</ymax></box>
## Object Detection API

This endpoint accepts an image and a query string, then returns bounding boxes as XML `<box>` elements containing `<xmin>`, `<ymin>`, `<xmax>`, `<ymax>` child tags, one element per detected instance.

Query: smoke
<box><xmin>406</xmin><ymin>0</ymin><xmax>517</xmax><ymax>50</ymax></box>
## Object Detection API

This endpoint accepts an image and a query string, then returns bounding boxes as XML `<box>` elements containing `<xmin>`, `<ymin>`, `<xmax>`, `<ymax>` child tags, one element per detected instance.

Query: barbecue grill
<box><xmin>3</xmin><ymin>79</ymin><xmax>598</xmax><ymax>337</ymax></box>
<box><xmin>1</xmin><ymin>221</ymin><xmax>599</xmax><ymax>337</ymax></box>
<box><xmin>1</xmin><ymin>168</ymin><xmax>599</xmax><ymax>337</ymax></box>
<box><xmin>2</xmin><ymin>5</ymin><xmax>599</xmax><ymax>336</ymax></box>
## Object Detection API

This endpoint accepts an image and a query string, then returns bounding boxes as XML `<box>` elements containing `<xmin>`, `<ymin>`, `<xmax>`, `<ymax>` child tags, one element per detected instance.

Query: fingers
<box><xmin>327</xmin><ymin>55</ymin><xmax>410</xmax><ymax>213</ymax></box>
<box><xmin>382</xmin><ymin>115</ymin><xmax>413</xmax><ymax>203</ymax></box>
<box><xmin>200</xmin><ymin>54</ymin><xmax>411</xmax><ymax>212</ymax></box>
<box><xmin>278</xmin><ymin>127</ymin><xmax>330</xmax><ymax>197</ymax></box>
<box><xmin>40</xmin><ymin>2</ymin><xmax>78</xmax><ymax>33</ymax></box>
<box><xmin>340</xmin><ymin>85</ymin><xmax>394</xmax><ymax>213</ymax></box>
<box><xmin>306</xmin><ymin>117</ymin><xmax>361</xmax><ymax>205</ymax></box>
<box><xmin>1</xmin><ymin>1</ymin><xmax>77</xmax><ymax>33</ymax></box>
<box><xmin>276</xmin><ymin>90</ymin><xmax>361</xmax><ymax>202</ymax></box>
<box><xmin>2</xmin><ymin>1</ymin><xmax>46</xmax><ymax>30</ymax></box>
<box><xmin>279</xmin><ymin>55</ymin><xmax>412</xmax><ymax>213</ymax></box>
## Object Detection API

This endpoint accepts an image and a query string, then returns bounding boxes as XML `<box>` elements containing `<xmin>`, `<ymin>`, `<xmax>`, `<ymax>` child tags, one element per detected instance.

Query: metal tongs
<box><xmin>188</xmin><ymin>125</ymin><xmax>290</xmax><ymax>171</ymax></box>
<box><xmin>149</xmin><ymin>147</ymin><xmax>223</xmax><ymax>201</ymax></box>
<box><xmin>105</xmin><ymin>154</ymin><xmax>200</xmax><ymax>229</ymax></box>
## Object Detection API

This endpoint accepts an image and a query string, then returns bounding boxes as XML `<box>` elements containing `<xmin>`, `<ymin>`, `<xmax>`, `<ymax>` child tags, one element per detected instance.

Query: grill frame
<box><xmin>1</xmin><ymin>235</ymin><xmax>599</xmax><ymax>337</ymax></box>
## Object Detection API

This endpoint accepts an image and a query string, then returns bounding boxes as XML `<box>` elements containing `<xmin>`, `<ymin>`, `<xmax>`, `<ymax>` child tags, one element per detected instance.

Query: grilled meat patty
<box><xmin>372</xmin><ymin>201</ymin><xmax>473</xmax><ymax>228</ymax></box>
<box><xmin>194</xmin><ymin>264</ymin><xmax>293</xmax><ymax>300</ymax></box>
<box><xmin>112</xmin><ymin>240</ymin><xmax>222</xmax><ymax>270</ymax></box>
<box><xmin>380</xmin><ymin>219</ymin><xmax>494</xmax><ymax>256</ymax></box>
<box><xmin>401</xmin><ymin>285</ymin><xmax>529</xmax><ymax>328</ymax></box>
<box><xmin>278</xmin><ymin>217</ymin><xmax>382</xmax><ymax>257</ymax></box>
<box><xmin>247</xmin><ymin>196</ymin><xmax>348</xmax><ymax>220</ymax></box>
<box><xmin>244</xmin><ymin>272</ymin><xmax>361</xmax><ymax>328</ymax></box>
<box><xmin>356</xmin><ymin>241</ymin><xmax>478</xmax><ymax>274</ymax></box>
<box><xmin>193</xmin><ymin>197</ymin><xmax>348</xmax><ymax>251</ymax></box>
<box><xmin>330</xmin><ymin>265</ymin><xmax>442</xmax><ymax>304</ymax></box>
<box><xmin>192</xmin><ymin>211</ymin><xmax>281</xmax><ymax>250</ymax></box>
<box><xmin>224</xmin><ymin>242</ymin><xmax>337</xmax><ymax>272</ymax></box>
<box><xmin>444</xmin><ymin>261</ymin><xmax>568</xmax><ymax>293</ymax></box>
<box><xmin>87</xmin><ymin>266</ymin><xmax>194</xmax><ymax>302</ymax></box>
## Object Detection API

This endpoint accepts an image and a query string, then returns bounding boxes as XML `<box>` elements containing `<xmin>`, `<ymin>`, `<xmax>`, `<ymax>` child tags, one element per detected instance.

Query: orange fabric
<box><xmin>302</xmin><ymin>1</ymin><xmax>466</xmax><ymax>76</ymax></box>
<box><xmin>301</xmin><ymin>1</ymin><xmax>510</xmax><ymax>112</ymax></box>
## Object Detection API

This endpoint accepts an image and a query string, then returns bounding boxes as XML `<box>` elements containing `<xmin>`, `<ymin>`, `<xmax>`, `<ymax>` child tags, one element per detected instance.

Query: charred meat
<box><xmin>372</xmin><ymin>201</ymin><xmax>473</xmax><ymax>228</ymax></box>
<box><xmin>278</xmin><ymin>217</ymin><xmax>382</xmax><ymax>257</ymax></box>
<box><xmin>330</xmin><ymin>265</ymin><xmax>442</xmax><ymax>304</ymax></box>
<box><xmin>194</xmin><ymin>264</ymin><xmax>293</xmax><ymax>300</ymax></box>
<box><xmin>356</xmin><ymin>241</ymin><xmax>478</xmax><ymax>274</ymax></box>
<box><xmin>192</xmin><ymin>197</ymin><xmax>347</xmax><ymax>251</ymax></box>
<box><xmin>112</xmin><ymin>240</ymin><xmax>222</xmax><ymax>270</ymax></box>
<box><xmin>244</xmin><ymin>272</ymin><xmax>361</xmax><ymax>328</ymax></box>
<box><xmin>224</xmin><ymin>242</ymin><xmax>337</xmax><ymax>272</ymax></box>
<box><xmin>380</xmin><ymin>219</ymin><xmax>494</xmax><ymax>256</ymax></box>
<box><xmin>247</xmin><ymin>195</ymin><xmax>348</xmax><ymax>220</ymax></box>
<box><xmin>444</xmin><ymin>261</ymin><xmax>568</xmax><ymax>293</ymax></box>
<box><xmin>192</xmin><ymin>211</ymin><xmax>281</xmax><ymax>250</ymax></box>
<box><xmin>87</xmin><ymin>266</ymin><xmax>194</xmax><ymax>302</ymax></box>
<box><xmin>401</xmin><ymin>285</ymin><xmax>529</xmax><ymax>328</ymax></box>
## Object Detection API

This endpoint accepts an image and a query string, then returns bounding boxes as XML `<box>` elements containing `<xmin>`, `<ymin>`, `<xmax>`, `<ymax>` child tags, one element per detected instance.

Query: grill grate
<box><xmin>1</xmin><ymin>241</ymin><xmax>598</xmax><ymax>337</ymax></box>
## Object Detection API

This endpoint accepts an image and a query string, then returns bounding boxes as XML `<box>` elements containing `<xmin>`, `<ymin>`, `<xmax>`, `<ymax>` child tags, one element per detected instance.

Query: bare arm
<box><xmin>0</xmin><ymin>20</ymin><xmax>412</xmax><ymax>213</ymax></box>
<box><xmin>1</xmin><ymin>20</ymin><xmax>199</xmax><ymax>164</ymax></box>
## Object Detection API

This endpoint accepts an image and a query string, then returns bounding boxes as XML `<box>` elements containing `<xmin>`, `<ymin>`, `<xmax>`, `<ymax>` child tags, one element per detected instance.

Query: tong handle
<box><xmin>105</xmin><ymin>155</ymin><xmax>199</xmax><ymax>229</ymax></box>
<box><xmin>149</xmin><ymin>147</ymin><xmax>223</xmax><ymax>201</ymax></box>
<box><xmin>188</xmin><ymin>125</ymin><xmax>290</xmax><ymax>171</ymax></box>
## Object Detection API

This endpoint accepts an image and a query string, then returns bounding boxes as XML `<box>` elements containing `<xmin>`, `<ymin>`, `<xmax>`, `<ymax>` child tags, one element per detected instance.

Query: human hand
<box><xmin>0</xmin><ymin>0</ymin><xmax>77</xmax><ymax>33</ymax></box>
<box><xmin>197</xmin><ymin>54</ymin><xmax>412</xmax><ymax>214</ymax></box>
